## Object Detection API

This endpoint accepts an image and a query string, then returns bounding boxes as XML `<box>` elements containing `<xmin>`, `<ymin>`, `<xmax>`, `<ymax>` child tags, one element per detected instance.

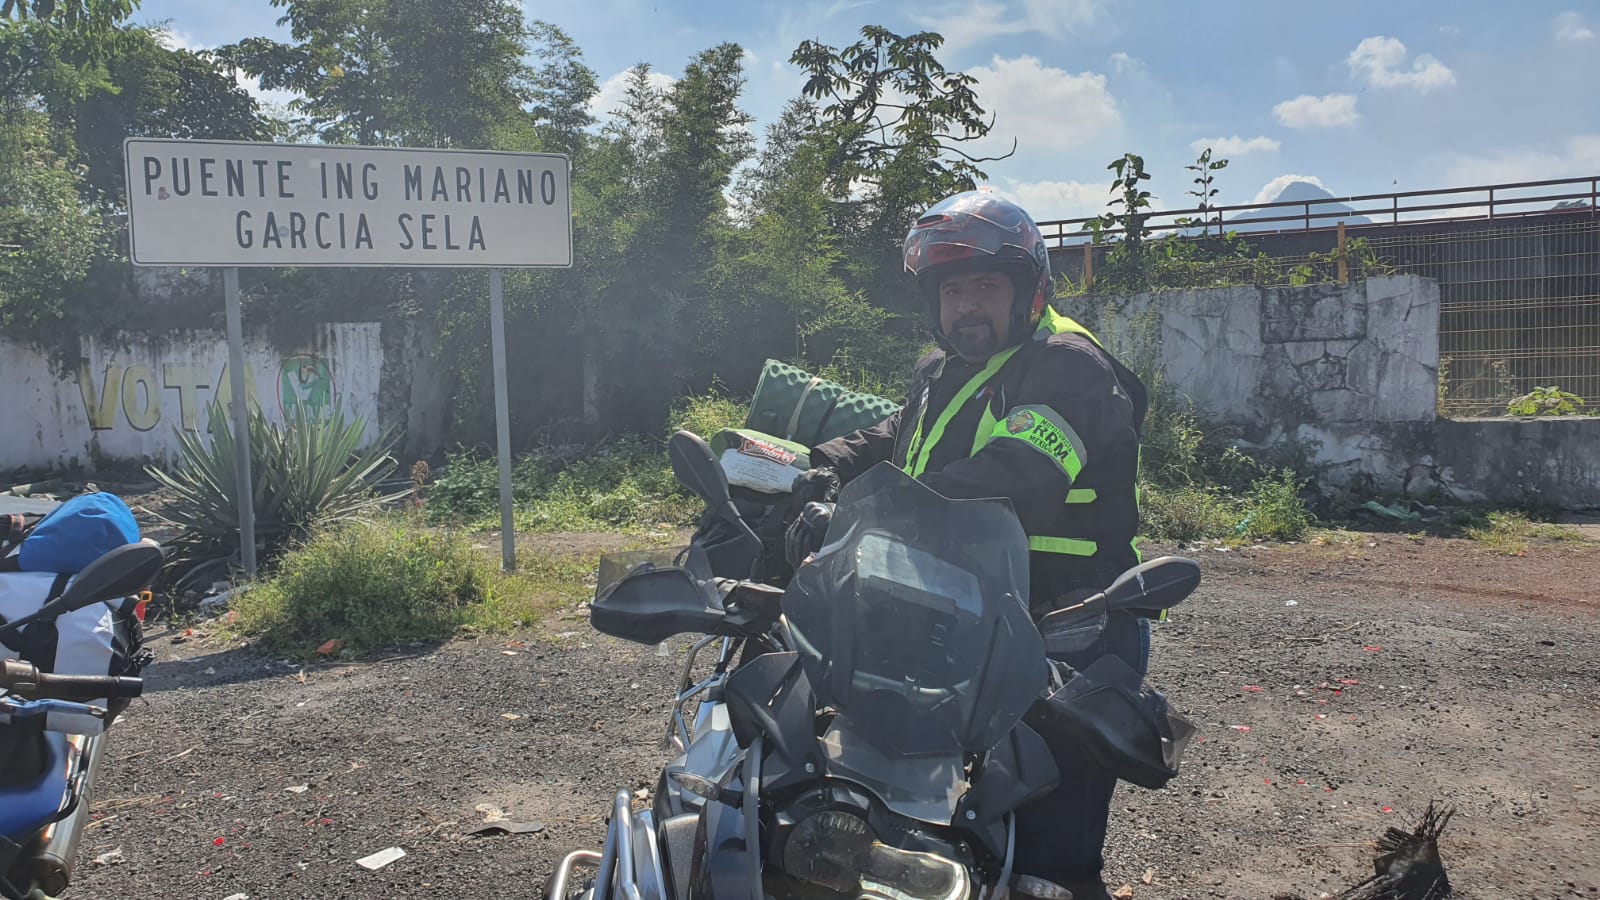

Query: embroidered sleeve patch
<box><xmin>991</xmin><ymin>405</ymin><xmax>1087</xmax><ymax>480</ymax></box>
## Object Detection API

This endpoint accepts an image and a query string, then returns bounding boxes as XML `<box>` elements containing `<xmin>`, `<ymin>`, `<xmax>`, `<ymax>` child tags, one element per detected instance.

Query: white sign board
<box><xmin>123</xmin><ymin>138</ymin><xmax>571</xmax><ymax>268</ymax></box>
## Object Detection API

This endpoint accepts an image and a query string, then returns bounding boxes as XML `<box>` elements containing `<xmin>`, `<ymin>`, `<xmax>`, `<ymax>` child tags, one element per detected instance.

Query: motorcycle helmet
<box><xmin>902</xmin><ymin>190</ymin><xmax>1052</xmax><ymax>350</ymax></box>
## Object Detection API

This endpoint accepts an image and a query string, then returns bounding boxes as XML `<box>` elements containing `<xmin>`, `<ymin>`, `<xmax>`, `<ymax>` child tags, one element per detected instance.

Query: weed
<box><xmin>668</xmin><ymin>390</ymin><xmax>748</xmax><ymax>438</ymax></box>
<box><xmin>1309</xmin><ymin>528</ymin><xmax>1366</xmax><ymax>548</ymax></box>
<box><xmin>1237</xmin><ymin>469</ymin><xmax>1313</xmax><ymax>542</ymax></box>
<box><xmin>229</xmin><ymin>516</ymin><xmax>565</xmax><ymax>656</ymax></box>
<box><xmin>1138</xmin><ymin>484</ymin><xmax>1241</xmax><ymax>544</ymax></box>
<box><xmin>427</xmin><ymin>437</ymin><xmax>698</xmax><ymax>533</ymax></box>
<box><xmin>1462</xmin><ymin>510</ymin><xmax>1588</xmax><ymax>556</ymax></box>
<box><xmin>1506</xmin><ymin>386</ymin><xmax>1587</xmax><ymax>417</ymax></box>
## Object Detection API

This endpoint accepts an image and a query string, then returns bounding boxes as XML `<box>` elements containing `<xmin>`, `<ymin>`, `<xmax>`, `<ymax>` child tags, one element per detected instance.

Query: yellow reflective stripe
<box><xmin>972</xmin><ymin>398</ymin><xmax>1001</xmax><ymax>456</ymax></box>
<box><xmin>1038</xmin><ymin>308</ymin><xmax>1104</xmax><ymax>349</ymax></box>
<box><xmin>1028</xmin><ymin>536</ymin><xmax>1098</xmax><ymax>556</ymax></box>
<box><xmin>1066</xmin><ymin>489</ymin><xmax>1097</xmax><ymax>504</ymax></box>
<box><xmin>905</xmin><ymin>346</ymin><xmax>1020</xmax><ymax>478</ymax></box>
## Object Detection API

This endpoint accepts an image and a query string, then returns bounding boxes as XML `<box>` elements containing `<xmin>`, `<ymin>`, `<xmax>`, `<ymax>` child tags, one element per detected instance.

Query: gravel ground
<box><xmin>69</xmin><ymin>532</ymin><xmax>1600</xmax><ymax>900</ymax></box>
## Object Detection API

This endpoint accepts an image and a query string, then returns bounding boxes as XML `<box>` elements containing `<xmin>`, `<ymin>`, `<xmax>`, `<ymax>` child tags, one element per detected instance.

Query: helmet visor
<box><xmin>903</xmin><ymin>194</ymin><xmax>1041</xmax><ymax>276</ymax></box>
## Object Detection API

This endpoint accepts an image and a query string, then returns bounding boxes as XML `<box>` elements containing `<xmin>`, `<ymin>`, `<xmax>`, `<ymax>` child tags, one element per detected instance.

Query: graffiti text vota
<box><xmin>76</xmin><ymin>356</ymin><xmax>337</xmax><ymax>432</ymax></box>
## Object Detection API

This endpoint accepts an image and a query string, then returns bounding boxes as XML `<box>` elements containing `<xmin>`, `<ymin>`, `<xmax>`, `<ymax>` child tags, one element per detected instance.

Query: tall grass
<box><xmin>229</xmin><ymin>517</ymin><xmax>578</xmax><ymax>656</ymax></box>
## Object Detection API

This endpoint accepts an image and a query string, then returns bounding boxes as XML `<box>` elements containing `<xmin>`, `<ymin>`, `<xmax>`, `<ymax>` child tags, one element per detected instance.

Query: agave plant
<box><xmin>147</xmin><ymin>400</ymin><xmax>411</xmax><ymax>590</ymax></box>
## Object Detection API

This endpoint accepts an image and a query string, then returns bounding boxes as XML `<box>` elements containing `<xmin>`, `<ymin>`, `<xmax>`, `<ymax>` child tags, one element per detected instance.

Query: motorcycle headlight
<box><xmin>780</xmin><ymin>811</ymin><xmax>972</xmax><ymax>900</ymax></box>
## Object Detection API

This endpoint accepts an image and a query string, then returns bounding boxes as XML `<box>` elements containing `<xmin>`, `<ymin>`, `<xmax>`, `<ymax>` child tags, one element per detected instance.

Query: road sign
<box><xmin>123</xmin><ymin>138</ymin><xmax>571</xmax><ymax>268</ymax></box>
<box><xmin>124</xmin><ymin>138</ymin><xmax>573</xmax><ymax>575</ymax></box>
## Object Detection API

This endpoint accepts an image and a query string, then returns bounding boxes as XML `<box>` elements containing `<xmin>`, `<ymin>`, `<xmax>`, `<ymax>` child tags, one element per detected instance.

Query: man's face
<box><xmin>938</xmin><ymin>269</ymin><xmax>1014</xmax><ymax>361</ymax></box>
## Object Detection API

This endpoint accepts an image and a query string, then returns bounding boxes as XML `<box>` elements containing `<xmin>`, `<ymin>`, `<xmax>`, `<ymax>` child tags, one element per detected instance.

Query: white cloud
<box><xmin>991</xmin><ymin>178</ymin><xmax>1113</xmax><ymax>221</ymax></box>
<box><xmin>1253</xmin><ymin>174</ymin><xmax>1329</xmax><ymax>205</ymax></box>
<box><xmin>1346</xmin><ymin>36</ymin><xmax>1455</xmax><ymax>92</ymax></box>
<box><xmin>1438</xmin><ymin>24</ymin><xmax>1462</xmax><ymax>37</ymax></box>
<box><xmin>969</xmin><ymin>55</ymin><xmax>1119</xmax><ymax>152</ymax></box>
<box><xmin>588</xmin><ymin>68</ymin><xmax>677</xmax><ymax>121</ymax></box>
<box><xmin>1108</xmin><ymin>52</ymin><xmax>1145</xmax><ymax>74</ymax></box>
<box><xmin>233</xmin><ymin>73</ymin><xmax>301</xmax><ymax>108</ymax></box>
<box><xmin>1442</xmin><ymin>134</ymin><xmax>1600</xmax><ymax>185</ymax></box>
<box><xmin>1191</xmin><ymin>135</ymin><xmax>1280</xmax><ymax>156</ymax></box>
<box><xmin>910</xmin><ymin>0</ymin><xmax>1101</xmax><ymax>52</ymax></box>
<box><xmin>1273</xmin><ymin>93</ymin><xmax>1359</xmax><ymax>128</ymax></box>
<box><xmin>153</xmin><ymin>28</ymin><xmax>299</xmax><ymax>107</ymax></box>
<box><xmin>823</xmin><ymin>0</ymin><xmax>877</xmax><ymax>18</ymax></box>
<box><xmin>1555</xmin><ymin>11</ymin><xmax>1596</xmax><ymax>41</ymax></box>
<box><xmin>155</xmin><ymin>28</ymin><xmax>200</xmax><ymax>51</ymax></box>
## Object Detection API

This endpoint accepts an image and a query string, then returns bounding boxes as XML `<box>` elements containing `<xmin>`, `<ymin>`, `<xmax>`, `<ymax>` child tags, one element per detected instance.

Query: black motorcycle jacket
<box><xmin>809</xmin><ymin>308</ymin><xmax>1148</xmax><ymax>613</ymax></box>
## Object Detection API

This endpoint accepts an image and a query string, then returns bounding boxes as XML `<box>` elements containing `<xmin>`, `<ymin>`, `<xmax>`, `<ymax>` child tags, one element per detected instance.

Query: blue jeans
<box><xmin>1012</xmin><ymin>611</ymin><xmax>1152</xmax><ymax>885</ymax></box>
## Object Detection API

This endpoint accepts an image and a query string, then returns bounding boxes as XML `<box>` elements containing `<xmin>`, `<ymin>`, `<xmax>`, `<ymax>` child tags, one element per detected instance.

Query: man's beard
<box><xmin>948</xmin><ymin>318</ymin><xmax>1001</xmax><ymax>360</ymax></box>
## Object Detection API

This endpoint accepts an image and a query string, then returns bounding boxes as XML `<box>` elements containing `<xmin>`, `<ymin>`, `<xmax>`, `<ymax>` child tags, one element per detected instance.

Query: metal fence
<box><xmin>1038</xmin><ymin>176</ymin><xmax>1600</xmax><ymax>417</ymax></box>
<box><xmin>1369</xmin><ymin>218</ymin><xmax>1600</xmax><ymax>417</ymax></box>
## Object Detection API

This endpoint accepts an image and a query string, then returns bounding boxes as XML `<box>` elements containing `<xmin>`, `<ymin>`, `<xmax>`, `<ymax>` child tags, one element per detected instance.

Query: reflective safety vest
<box><xmin>900</xmin><ymin>308</ymin><xmax>1148</xmax><ymax>595</ymax></box>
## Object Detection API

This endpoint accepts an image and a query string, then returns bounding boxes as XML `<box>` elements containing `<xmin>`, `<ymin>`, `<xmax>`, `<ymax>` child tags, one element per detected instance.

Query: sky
<box><xmin>138</xmin><ymin>0</ymin><xmax>1600</xmax><ymax>224</ymax></box>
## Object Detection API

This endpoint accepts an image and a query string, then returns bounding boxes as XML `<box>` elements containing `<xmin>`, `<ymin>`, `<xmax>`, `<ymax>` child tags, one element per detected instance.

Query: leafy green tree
<box><xmin>2</xmin><ymin>0</ymin><xmax>136</xmax><ymax>48</ymax></box>
<box><xmin>0</xmin><ymin>112</ymin><xmax>105</xmax><ymax>331</ymax></box>
<box><xmin>785</xmin><ymin>25</ymin><xmax>1006</xmax><ymax>361</ymax></box>
<box><xmin>790</xmin><ymin>25</ymin><xmax>1008</xmax><ymax>196</ymax></box>
<box><xmin>218</xmin><ymin>0</ymin><xmax>536</xmax><ymax>147</ymax></box>
<box><xmin>525</xmin><ymin>20</ymin><xmax>595</xmax><ymax>155</ymax></box>
<box><xmin>50</xmin><ymin>26</ymin><xmax>272</xmax><ymax>207</ymax></box>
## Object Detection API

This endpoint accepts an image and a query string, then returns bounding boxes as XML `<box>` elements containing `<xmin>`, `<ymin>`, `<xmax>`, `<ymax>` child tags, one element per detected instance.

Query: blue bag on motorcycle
<box><xmin>2</xmin><ymin>493</ymin><xmax>140</xmax><ymax>575</ymax></box>
<box><xmin>0</xmin><ymin>493</ymin><xmax>150</xmax><ymax>712</ymax></box>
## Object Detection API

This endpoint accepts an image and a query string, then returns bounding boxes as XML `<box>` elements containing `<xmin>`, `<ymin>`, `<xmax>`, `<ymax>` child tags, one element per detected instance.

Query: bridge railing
<box><xmin>1034</xmin><ymin>175</ymin><xmax>1599</xmax><ymax>244</ymax></box>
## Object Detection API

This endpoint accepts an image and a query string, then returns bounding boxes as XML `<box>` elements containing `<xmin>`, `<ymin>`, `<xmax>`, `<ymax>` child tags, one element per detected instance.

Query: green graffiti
<box><xmin>279</xmin><ymin>355</ymin><xmax>336</xmax><ymax>421</ymax></box>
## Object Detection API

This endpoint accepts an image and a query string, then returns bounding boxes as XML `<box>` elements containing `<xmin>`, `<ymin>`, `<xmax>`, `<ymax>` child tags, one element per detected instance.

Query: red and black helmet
<box><xmin>903</xmin><ymin>190</ymin><xmax>1052</xmax><ymax>345</ymax></box>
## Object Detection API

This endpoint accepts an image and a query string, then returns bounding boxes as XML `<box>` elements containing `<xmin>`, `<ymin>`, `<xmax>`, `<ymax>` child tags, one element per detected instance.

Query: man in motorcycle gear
<box><xmin>786</xmin><ymin>189</ymin><xmax>1153</xmax><ymax>899</ymax></box>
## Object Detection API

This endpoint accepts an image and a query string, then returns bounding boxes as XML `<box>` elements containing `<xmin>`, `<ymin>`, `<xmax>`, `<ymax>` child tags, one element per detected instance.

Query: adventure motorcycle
<box><xmin>0</xmin><ymin>542</ymin><xmax>163</xmax><ymax>900</ymax></box>
<box><xmin>547</xmin><ymin>431</ymin><xmax>1197</xmax><ymax>900</ymax></box>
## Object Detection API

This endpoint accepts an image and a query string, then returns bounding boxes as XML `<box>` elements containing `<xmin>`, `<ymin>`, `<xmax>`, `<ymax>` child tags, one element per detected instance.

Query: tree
<box><xmin>51</xmin><ymin>26</ymin><xmax>272</xmax><ymax>207</ymax></box>
<box><xmin>2</xmin><ymin>0</ymin><xmax>136</xmax><ymax>47</ymax></box>
<box><xmin>0</xmin><ymin>112</ymin><xmax>105</xmax><ymax>331</ymax></box>
<box><xmin>790</xmin><ymin>25</ymin><xmax>1009</xmax><ymax>197</ymax></box>
<box><xmin>525</xmin><ymin>20</ymin><xmax>595</xmax><ymax>156</ymax></box>
<box><xmin>655</xmin><ymin>43</ymin><xmax>753</xmax><ymax>280</ymax></box>
<box><xmin>218</xmin><ymin>0</ymin><xmax>536</xmax><ymax>147</ymax></box>
<box><xmin>1</xmin><ymin>17</ymin><xmax>110</xmax><ymax>117</ymax></box>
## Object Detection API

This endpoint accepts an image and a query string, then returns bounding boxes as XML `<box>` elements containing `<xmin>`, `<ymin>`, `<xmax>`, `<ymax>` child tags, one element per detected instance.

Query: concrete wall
<box><xmin>2</xmin><ymin>323</ymin><xmax>417</xmax><ymax>471</ymax></box>
<box><xmin>1079</xmin><ymin>275</ymin><xmax>1600</xmax><ymax>508</ymax></box>
<box><xmin>1436</xmin><ymin>418</ymin><xmax>1600</xmax><ymax>508</ymax></box>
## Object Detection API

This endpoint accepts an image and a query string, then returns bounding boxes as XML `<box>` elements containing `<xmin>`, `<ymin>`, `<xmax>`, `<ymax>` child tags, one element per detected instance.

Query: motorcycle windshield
<box><xmin>783</xmin><ymin>463</ymin><xmax>1047</xmax><ymax>767</ymax></box>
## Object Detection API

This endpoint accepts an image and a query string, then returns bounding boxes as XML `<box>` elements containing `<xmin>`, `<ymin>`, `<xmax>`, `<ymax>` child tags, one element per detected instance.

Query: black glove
<box><xmin>789</xmin><ymin>467</ymin><xmax>840</xmax><ymax>506</ymax></box>
<box><xmin>784</xmin><ymin>501</ymin><xmax>834</xmax><ymax>569</ymax></box>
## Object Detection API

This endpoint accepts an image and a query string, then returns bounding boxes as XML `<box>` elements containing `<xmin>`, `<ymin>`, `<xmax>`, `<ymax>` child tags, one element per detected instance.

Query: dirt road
<box><xmin>73</xmin><ymin>533</ymin><xmax>1600</xmax><ymax>899</ymax></box>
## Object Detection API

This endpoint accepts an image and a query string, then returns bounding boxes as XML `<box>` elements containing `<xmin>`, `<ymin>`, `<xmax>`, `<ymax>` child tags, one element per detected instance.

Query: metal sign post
<box><xmin>488</xmin><ymin>268</ymin><xmax>516</xmax><ymax>570</ymax></box>
<box><xmin>124</xmin><ymin>138</ymin><xmax>572</xmax><ymax>576</ymax></box>
<box><xmin>222</xmin><ymin>268</ymin><xmax>257</xmax><ymax>575</ymax></box>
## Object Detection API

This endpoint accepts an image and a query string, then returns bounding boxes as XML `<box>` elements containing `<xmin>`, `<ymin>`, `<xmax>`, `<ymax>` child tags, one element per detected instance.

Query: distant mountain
<box><xmin>1224</xmin><ymin>180</ymin><xmax>1372</xmax><ymax>232</ymax></box>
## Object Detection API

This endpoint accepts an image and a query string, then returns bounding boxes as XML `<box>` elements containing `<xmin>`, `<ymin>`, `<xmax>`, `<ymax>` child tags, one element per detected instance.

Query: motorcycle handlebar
<box><xmin>0</xmin><ymin>659</ymin><xmax>144</xmax><ymax>701</ymax></box>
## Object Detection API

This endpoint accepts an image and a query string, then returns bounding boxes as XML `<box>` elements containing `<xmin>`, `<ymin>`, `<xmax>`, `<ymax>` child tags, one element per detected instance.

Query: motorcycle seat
<box><xmin>0</xmin><ymin>728</ymin><xmax>68</xmax><ymax>840</ymax></box>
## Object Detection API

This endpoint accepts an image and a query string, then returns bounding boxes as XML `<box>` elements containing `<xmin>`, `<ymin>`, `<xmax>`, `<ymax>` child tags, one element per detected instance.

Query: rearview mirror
<box><xmin>668</xmin><ymin>430</ymin><xmax>733</xmax><ymax>512</ymax></box>
<box><xmin>1099</xmin><ymin>556</ymin><xmax>1201</xmax><ymax>614</ymax></box>
<box><xmin>45</xmin><ymin>541</ymin><xmax>166</xmax><ymax>619</ymax></box>
<box><xmin>1037</xmin><ymin>556</ymin><xmax>1200</xmax><ymax>640</ymax></box>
